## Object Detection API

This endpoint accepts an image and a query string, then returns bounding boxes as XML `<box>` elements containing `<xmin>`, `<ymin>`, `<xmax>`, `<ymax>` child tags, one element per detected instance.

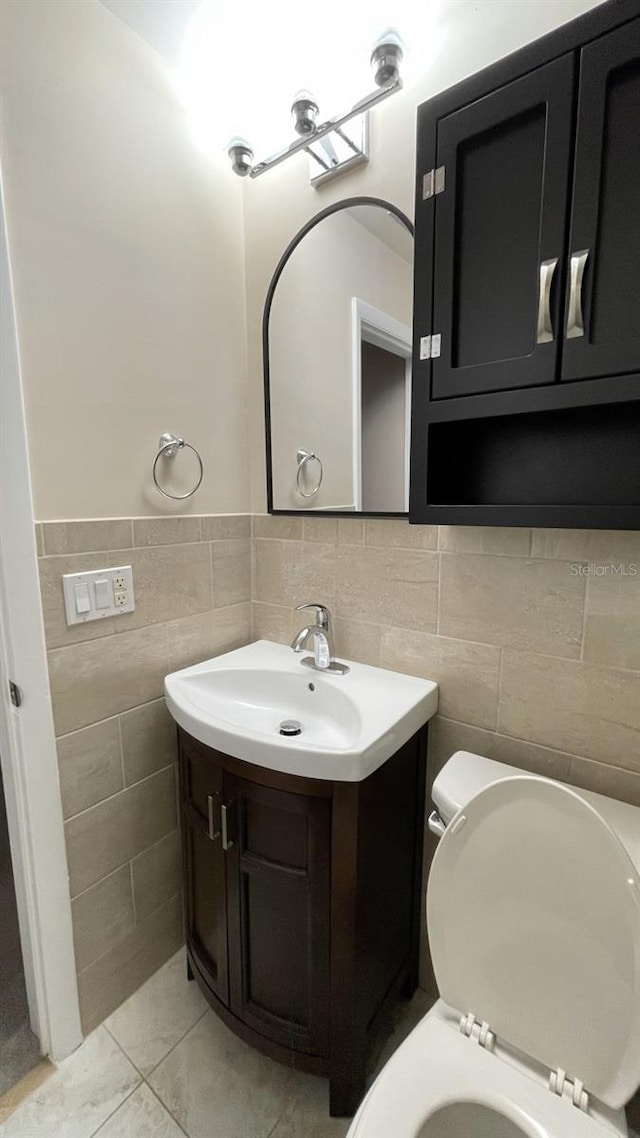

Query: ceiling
<box><xmin>99</xmin><ymin>0</ymin><xmax>200</xmax><ymax>62</ymax></box>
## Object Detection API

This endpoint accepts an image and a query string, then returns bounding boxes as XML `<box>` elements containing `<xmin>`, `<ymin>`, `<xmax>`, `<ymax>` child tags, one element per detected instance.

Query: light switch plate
<box><xmin>62</xmin><ymin>565</ymin><xmax>135</xmax><ymax>626</ymax></box>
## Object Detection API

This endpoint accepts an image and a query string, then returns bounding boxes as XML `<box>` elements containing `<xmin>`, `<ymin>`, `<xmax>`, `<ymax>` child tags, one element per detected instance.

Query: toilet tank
<box><xmin>431</xmin><ymin>750</ymin><xmax>640</xmax><ymax>873</ymax></box>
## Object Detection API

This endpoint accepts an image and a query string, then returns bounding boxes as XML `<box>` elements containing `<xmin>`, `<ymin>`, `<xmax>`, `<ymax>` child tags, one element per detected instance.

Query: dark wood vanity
<box><xmin>178</xmin><ymin>724</ymin><xmax>428</xmax><ymax>1116</ymax></box>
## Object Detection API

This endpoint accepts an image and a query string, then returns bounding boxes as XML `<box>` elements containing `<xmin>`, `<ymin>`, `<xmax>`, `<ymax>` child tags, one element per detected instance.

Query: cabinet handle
<box><xmin>221</xmin><ymin>803</ymin><xmax>234</xmax><ymax>851</ymax></box>
<box><xmin>536</xmin><ymin>257</ymin><xmax>558</xmax><ymax>343</ymax></box>
<box><xmin>566</xmin><ymin>249</ymin><xmax>589</xmax><ymax>339</ymax></box>
<box><xmin>207</xmin><ymin>793</ymin><xmax>220</xmax><ymax>842</ymax></box>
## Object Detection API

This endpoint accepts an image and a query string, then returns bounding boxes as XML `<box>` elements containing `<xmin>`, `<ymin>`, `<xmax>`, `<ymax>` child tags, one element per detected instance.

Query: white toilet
<box><xmin>348</xmin><ymin>751</ymin><xmax>640</xmax><ymax>1138</ymax></box>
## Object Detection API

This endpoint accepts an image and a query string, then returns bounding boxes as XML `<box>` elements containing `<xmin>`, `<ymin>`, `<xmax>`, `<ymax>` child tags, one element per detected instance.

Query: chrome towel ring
<box><xmin>153</xmin><ymin>433</ymin><xmax>204</xmax><ymax>500</ymax></box>
<box><xmin>296</xmin><ymin>449</ymin><xmax>323</xmax><ymax>498</ymax></box>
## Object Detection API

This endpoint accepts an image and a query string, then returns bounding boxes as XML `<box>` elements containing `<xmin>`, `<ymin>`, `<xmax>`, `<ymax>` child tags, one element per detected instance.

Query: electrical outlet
<box><xmin>62</xmin><ymin>565</ymin><xmax>134</xmax><ymax>625</ymax></box>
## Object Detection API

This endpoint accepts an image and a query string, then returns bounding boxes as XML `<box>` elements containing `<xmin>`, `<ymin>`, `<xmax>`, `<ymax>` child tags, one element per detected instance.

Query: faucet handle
<box><xmin>295</xmin><ymin>602</ymin><xmax>331</xmax><ymax>629</ymax></box>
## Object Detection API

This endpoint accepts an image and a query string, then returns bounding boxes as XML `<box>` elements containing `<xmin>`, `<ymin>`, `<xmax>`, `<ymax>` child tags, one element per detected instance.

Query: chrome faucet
<box><xmin>291</xmin><ymin>603</ymin><xmax>350</xmax><ymax>675</ymax></box>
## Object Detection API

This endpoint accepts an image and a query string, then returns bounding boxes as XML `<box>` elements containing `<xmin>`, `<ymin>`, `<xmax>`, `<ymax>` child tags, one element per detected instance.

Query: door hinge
<box><xmin>459</xmin><ymin>1012</ymin><xmax>495</xmax><ymax>1051</ymax></box>
<box><xmin>9</xmin><ymin>680</ymin><xmax>22</xmax><ymax>708</ymax></box>
<box><xmin>549</xmin><ymin>1068</ymin><xmax>589</xmax><ymax>1113</ymax></box>
<box><xmin>419</xmin><ymin>334</ymin><xmax>441</xmax><ymax>360</ymax></box>
<box><xmin>422</xmin><ymin>165</ymin><xmax>445</xmax><ymax>200</ymax></box>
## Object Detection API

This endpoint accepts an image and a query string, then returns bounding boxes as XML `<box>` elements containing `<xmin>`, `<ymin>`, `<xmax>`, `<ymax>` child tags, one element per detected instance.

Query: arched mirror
<box><xmin>264</xmin><ymin>197</ymin><xmax>414</xmax><ymax>514</ymax></box>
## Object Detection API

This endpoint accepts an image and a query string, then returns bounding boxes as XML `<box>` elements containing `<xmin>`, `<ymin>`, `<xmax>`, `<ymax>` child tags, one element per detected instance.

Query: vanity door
<box><xmin>179</xmin><ymin>733</ymin><xmax>229</xmax><ymax>1006</ymax></box>
<box><xmin>224</xmin><ymin>774</ymin><xmax>331</xmax><ymax>1057</ymax></box>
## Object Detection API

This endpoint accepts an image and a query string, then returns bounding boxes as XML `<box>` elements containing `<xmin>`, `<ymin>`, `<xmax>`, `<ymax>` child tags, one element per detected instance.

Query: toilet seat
<box><xmin>428</xmin><ymin>776</ymin><xmax>640</xmax><ymax>1110</ymax></box>
<box><xmin>348</xmin><ymin>776</ymin><xmax>640</xmax><ymax>1138</ymax></box>
<box><xmin>349</xmin><ymin>1003</ymin><xmax>619</xmax><ymax>1138</ymax></box>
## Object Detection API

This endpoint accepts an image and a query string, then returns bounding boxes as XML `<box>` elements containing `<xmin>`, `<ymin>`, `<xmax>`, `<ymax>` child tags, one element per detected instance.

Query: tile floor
<box><xmin>4</xmin><ymin>951</ymin><xmax>637</xmax><ymax>1138</ymax></box>
<box><xmin>0</xmin><ymin>950</ymin><xmax>432</xmax><ymax>1138</ymax></box>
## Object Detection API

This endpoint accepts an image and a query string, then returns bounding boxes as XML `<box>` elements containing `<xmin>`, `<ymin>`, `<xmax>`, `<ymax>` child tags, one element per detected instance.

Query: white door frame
<box><xmin>351</xmin><ymin>298</ymin><xmax>412</xmax><ymax>511</ymax></box>
<box><xmin>0</xmin><ymin>174</ymin><xmax>82</xmax><ymax>1061</ymax></box>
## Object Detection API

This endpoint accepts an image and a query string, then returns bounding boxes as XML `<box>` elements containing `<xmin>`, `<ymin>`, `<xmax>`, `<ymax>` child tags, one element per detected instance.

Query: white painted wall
<box><xmin>0</xmin><ymin>0</ymin><xmax>250</xmax><ymax>519</ymax></box>
<box><xmin>245</xmin><ymin>0</ymin><xmax>606</xmax><ymax>512</ymax></box>
<box><xmin>269</xmin><ymin>211</ymin><xmax>411</xmax><ymax>509</ymax></box>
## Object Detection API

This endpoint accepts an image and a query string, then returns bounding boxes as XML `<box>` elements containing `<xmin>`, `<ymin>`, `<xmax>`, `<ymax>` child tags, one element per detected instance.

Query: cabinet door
<box><xmin>561</xmin><ymin>18</ymin><xmax>640</xmax><ymax>382</ymax></box>
<box><xmin>430</xmin><ymin>55</ymin><xmax>574</xmax><ymax>399</ymax></box>
<box><xmin>224</xmin><ymin>775</ymin><xmax>331</xmax><ymax>1057</ymax></box>
<box><xmin>179</xmin><ymin>734</ymin><xmax>229</xmax><ymax>1005</ymax></box>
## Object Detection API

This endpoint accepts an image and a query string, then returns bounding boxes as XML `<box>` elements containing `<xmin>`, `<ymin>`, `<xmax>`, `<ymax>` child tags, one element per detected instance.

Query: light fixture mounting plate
<box><xmin>307</xmin><ymin>112</ymin><xmax>369</xmax><ymax>188</ymax></box>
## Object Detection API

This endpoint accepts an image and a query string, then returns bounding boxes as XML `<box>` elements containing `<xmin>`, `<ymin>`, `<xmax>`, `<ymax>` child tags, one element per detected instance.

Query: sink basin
<box><xmin>164</xmin><ymin>640</ymin><xmax>438</xmax><ymax>782</ymax></box>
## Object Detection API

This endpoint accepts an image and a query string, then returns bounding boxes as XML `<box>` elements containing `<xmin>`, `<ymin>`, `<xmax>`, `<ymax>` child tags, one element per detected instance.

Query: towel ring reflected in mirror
<box><xmin>153</xmin><ymin>433</ymin><xmax>204</xmax><ymax>500</ymax></box>
<box><xmin>296</xmin><ymin>449</ymin><xmax>324</xmax><ymax>498</ymax></box>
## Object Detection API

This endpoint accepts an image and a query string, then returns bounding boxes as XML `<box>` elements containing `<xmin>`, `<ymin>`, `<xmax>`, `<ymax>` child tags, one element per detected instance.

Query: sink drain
<box><xmin>279</xmin><ymin>719</ymin><xmax>302</xmax><ymax>737</ymax></box>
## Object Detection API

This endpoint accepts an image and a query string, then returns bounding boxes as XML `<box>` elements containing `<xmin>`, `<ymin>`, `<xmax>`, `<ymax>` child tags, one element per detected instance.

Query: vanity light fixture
<box><xmin>227</xmin><ymin>31</ymin><xmax>403</xmax><ymax>186</ymax></box>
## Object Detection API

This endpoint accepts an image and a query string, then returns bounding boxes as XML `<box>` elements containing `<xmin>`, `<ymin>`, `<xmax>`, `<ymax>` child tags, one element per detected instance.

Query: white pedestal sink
<box><xmin>164</xmin><ymin>640</ymin><xmax>438</xmax><ymax>782</ymax></box>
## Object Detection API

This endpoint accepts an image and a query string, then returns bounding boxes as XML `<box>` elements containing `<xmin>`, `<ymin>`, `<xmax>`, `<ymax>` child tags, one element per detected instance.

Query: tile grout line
<box><xmin>87</xmin><ymin>1080</ymin><xmax>141</xmax><ymax>1138</ymax></box>
<box><xmin>434</xmin><ymin>712</ymin><xmax>640</xmax><ymax>772</ymax></box>
<box><xmin>64</xmin><ymin>759</ymin><xmax>177</xmax><ymax>829</ymax></box>
<box><xmin>142</xmin><ymin>1005</ymin><xmax>210</xmax><ymax>1082</ymax></box>
<box><xmin>140</xmin><ymin>1082</ymin><xmax>191</xmax><ymax>1138</ymax></box>
<box><xmin>435</xmin><ymin>550</ymin><xmax>441</xmax><ymax>636</ymax></box>
<box><xmin>209</xmin><ymin>540</ymin><xmax>216</xmax><ymax>610</ymax></box>
<box><xmin>129</xmin><ymin>859</ymin><xmax>137</xmax><ymax>929</ymax></box>
<box><xmin>49</xmin><ymin>596</ymin><xmax>250</xmax><ymax>657</ymax></box>
<box><xmin>495</xmin><ymin>648</ymin><xmax>505</xmax><ymax>734</ymax></box>
<box><xmin>76</xmin><ymin>890</ymin><xmax>182</xmax><ymax>981</ymax></box>
<box><xmin>48</xmin><ymin>535</ymin><xmax>548</xmax><ymax>558</ymax></box>
<box><xmin>56</xmin><ymin>696</ymin><xmax>168</xmax><ymax>742</ymax></box>
<box><xmin>117</xmin><ymin>716</ymin><xmax>126</xmax><ymax>795</ymax></box>
<box><xmin>580</xmin><ymin>571</ymin><xmax>590</xmax><ymax>662</ymax></box>
<box><xmin>101</xmin><ymin>995</ymin><xmax>204</xmax><ymax>1088</ymax></box>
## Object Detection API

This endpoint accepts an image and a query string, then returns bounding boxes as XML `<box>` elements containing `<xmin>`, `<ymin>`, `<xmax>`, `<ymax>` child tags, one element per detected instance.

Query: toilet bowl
<box><xmin>348</xmin><ymin>756</ymin><xmax>640</xmax><ymax>1138</ymax></box>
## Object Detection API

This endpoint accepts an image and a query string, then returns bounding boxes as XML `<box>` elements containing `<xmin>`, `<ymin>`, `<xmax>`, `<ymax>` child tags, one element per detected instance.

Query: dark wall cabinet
<box><xmin>411</xmin><ymin>1</ymin><xmax>640</xmax><ymax>528</ymax></box>
<box><xmin>179</xmin><ymin>726</ymin><xmax>427</xmax><ymax>1117</ymax></box>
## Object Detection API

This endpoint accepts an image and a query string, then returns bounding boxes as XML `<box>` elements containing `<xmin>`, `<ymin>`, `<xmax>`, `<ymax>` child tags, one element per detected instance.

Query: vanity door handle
<box><xmin>207</xmin><ymin>793</ymin><xmax>221</xmax><ymax>842</ymax></box>
<box><xmin>566</xmin><ymin>249</ymin><xmax>589</xmax><ymax>339</ymax></box>
<box><xmin>221</xmin><ymin>802</ymin><xmax>234</xmax><ymax>851</ymax></box>
<box><xmin>536</xmin><ymin>257</ymin><xmax>558</xmax><ymax>344</ymax></box>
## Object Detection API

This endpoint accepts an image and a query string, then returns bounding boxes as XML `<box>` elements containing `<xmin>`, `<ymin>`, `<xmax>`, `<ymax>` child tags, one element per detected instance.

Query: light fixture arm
<box><xmin>246</xmin><ymin>76</ymin><xmax>402</xmax><ymax>179</ymax></box>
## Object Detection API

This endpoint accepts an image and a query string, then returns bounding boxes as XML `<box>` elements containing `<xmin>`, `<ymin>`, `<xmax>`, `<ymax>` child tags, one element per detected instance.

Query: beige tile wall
<box><xmin>36</xmin><ymin>511</ymin><xmax>640</xmax><ymax>1027</ymax></box>
<box><xmin>36</xmin><ymin>515</ymin><xmax>252</xmax><ymax>1033</ymax></box>
<box><xmin>252</xmin><ymin>518</ymin><xmax>640</xmax><ymax>781</ymax></box>
<box><xmin>252</xmin><ymin>515</ymin><xmax>640</xmax><ymax>987</ymax></box>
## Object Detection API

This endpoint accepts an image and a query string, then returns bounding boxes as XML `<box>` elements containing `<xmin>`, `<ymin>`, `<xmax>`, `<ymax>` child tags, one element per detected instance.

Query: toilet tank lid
<box><xmin>432</xmin><ymin>751</ymin><xmax>511</xmax><ymax>823</ymax></box>
<box><xmin>433</xmin><ymin>751</ymin><xmax>640</xmax><ymax>876</ymax></box>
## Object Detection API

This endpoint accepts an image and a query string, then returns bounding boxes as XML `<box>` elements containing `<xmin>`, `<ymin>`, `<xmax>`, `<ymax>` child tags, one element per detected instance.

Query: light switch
<box><xmin>74</xmin><ymin>582</ymin><xmax>91</xmax><ymax>614</ymax></box>
<box><xmin>63</xmin><ymin>565</ymin><xmax>134</xmax><ymax>626</ymax></box>
<box><xmin>95</xmin><ymin>578</ymin><xmax>111</xmax><ymax>609</ymax></box>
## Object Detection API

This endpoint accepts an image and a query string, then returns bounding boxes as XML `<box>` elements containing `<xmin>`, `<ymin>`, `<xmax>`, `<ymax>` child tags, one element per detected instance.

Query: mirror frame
<box><xmin>263</xmin><ymin>196</ymin><xmax>414</xmax><ymax>517</ymax></box>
